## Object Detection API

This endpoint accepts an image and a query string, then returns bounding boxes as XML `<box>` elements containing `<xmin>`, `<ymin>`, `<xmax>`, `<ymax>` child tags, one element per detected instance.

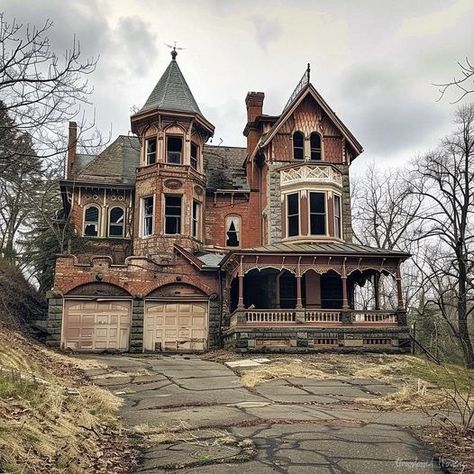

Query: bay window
<box><xmin>309</xmin><ymin>192</ymin><xmax>326</xmax><ymax>235</ymax></box>
<box><xmin>287</xmin><ymin>193</ymin><xmax>300</xmax><ymax>237</ymax></box>
<box><xmin>164</xmin><ymin>195</ymin><xmax>182</xmax><ymax>234</ymax></box>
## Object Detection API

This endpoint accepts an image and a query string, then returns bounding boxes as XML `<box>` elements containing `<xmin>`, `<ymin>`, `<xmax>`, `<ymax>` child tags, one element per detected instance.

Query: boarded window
<box><xmin>191</xmin><ymin>142</ymin><xmax>198</xmax><ymax>170</ymax></box>
<box><xmin>109</xmin><ymin>207</ymin><xmax>125</xmax><ymax>237</ymax></box>
<box><xmin>167</xmin><ymin>136</ymin><xmax>182</xmax><ymax>164</ymax></box>
<box><xmin>310</xmin><ymin>132</ymin><xmax>321</xmax><ymax>160</ymax></box>
<box><xmin>146</xmin><ymin>137</ymin><xmax>157</xmax><ymax>165</ymax></box>
<box><xmin>310</xmin><ymin>192</ymin><xmax>326</xmax><ymax>235</ymax></box>
<box><xmin>293</xmin><ymin>132</ymin><xmax>304</xmax><ymax>160</ymax></box>
<box><xmin>142</xmin><ymin>196</ymin><xmax>154</xmax><ymax>236</ymax></box>
<box><xmin>84</xmin><ymin>206</ymin><xmax>100</xmax><ymax>237</ymax></box>
<box><xmin>287</xmin><ymin>193</ymin><xmax>299</xmax><ymax>237</ymax></box>
<box><xmin>334</xmin><ymin>194</ymin><xmax>342</xmax><ymax>238</ymax></box>
<box><xmin>226</xmin><ymin>215</ymin><xmax>241</xmax><ymax>247</ymax></box>
<box><xmin>165</xmin><ymin>195</ymin><xmax>182</xmax><ymax>234</ymax></box>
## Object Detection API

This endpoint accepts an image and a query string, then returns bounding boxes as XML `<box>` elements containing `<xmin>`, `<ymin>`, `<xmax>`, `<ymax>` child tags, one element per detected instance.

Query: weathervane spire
<box><xmin>165</xmin><ymin>41</ymin><xmax>185</xmax><ymax>61</ymax></box>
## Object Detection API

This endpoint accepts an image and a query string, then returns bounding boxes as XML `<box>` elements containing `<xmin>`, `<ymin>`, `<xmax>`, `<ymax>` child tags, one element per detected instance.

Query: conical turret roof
<box><xmin>139</xmin><ymin>50</ymin><xmax>201</xmax><ymax>115</ymax></box>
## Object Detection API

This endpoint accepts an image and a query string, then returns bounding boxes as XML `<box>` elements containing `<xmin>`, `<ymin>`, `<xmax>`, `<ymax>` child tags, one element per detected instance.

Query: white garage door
<box><xmin>63</xmin><ymin>300</ymin><xmax>131</xmax><ymax>351</ymax></box>
<box><xmin>144</xmin><ymin>301</ymin><xmax>208</xmax><ymax>352</ymax></box>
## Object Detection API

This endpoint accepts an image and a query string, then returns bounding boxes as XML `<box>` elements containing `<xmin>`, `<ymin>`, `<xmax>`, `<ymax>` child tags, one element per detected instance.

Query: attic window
<box><xmin>310</xmin><ymin>133</ymin><xmax>321</xmax><ymax>160</ymax></box>
<box><xmin>84</xmin><ymin>205</ymin><xmax>100</xmax><ymax>237</ymax></box>
<box><xmin>167</xmin><ymin>136</ymin><xmax>182</xmax><ymax>164</ymax></box>
<box><xmin>190</xmin><ymin>142</ymin><xmax>198</xmax><ymax>170</ymax></box>
<box><xmin>293</xmin><ymin>132</ymin><xmax>304</xmax><ymax>160</ymax></box>
<box><xmin>146</xmin><ymin>137</ymin><xmax>157</xmax><ymax>165</ymax></box>
<box><xmin>226</xmin><ymin>215</ymin><xmax>241</xmax><ymax>247</ymax></box>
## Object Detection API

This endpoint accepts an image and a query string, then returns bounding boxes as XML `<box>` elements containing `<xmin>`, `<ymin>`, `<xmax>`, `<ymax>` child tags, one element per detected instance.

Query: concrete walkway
<box><xmin>84</xmin><ymin>355</ymin><xmax>443</xmax><ymax>473</ymax></box>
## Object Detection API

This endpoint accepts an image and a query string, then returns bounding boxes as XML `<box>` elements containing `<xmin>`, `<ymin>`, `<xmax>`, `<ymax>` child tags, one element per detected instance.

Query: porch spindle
<box><xmin>396</xmin><ymin>265</ymin><xmax>404</xmax><ymax>310</ymax></box>
<box><xmin>374</xmin><ymin>272</ymin><xmax>381</xmax><ymax>310</ymax></box>
<box><xmin>342</xmin><ymin>258</ymin><xmax>349</xmax><ymax>309</ymax></box>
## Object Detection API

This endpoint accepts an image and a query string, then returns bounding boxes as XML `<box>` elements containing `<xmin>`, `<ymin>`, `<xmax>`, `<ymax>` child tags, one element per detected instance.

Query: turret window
<box><xmin>191</xmin><ymin>142</ymin><xmax>198</xmax><ymax>170</ymax></box>
<box><xmin>225</xmin><ymin>215</ymin><xmax>241</xmax><ymax>247</ymax></box>
<box><xmin>310</xmin><ymin>133</ymin><xmax>321</xmax><ymax>160</ymax></box>
<box><xmin>309</xmin><ymin>192</ymin><xmax>326</xmax><ymax>235</ymax></box>
<box><xmin>146</xmin><ymin>137</ymin><xmax>157</xmax><ymax>165</ymax></box>
<box><xmin>293</xmin><ymin>132</ymin><xmax>304</xmax><ymax>160</ymax></box>
<box><xmin>192</xmin><ymin>201</ymin><xmax>201</xmax><ymax>239</ymax></box>
<box><xmin>287</xmin><ymin>193</ymin><xmax>300</xmax><ymax>237</ymax></box>
<box><xmin>108</xmin><ymin>207</ymin><xmax>125</xmax><ymax>237</ymax></box>
<box><xmin>84</xmin><ymin>205</ymin><xmax>100</xmax><ymax>237</ymax></box>
<box><xmin>167</xmin><ymin>136</ymin><xmax>183</xmax><ymax>164</ymax></box>
<box><xmin>164</xmin><ymin>195</ymin><xmax>182</xmax><ymax>234</ymax></box>
<box><xmin>141</xmin><ymin>196</ymin><xmax>154</xmax><ymax>236</ymax></box>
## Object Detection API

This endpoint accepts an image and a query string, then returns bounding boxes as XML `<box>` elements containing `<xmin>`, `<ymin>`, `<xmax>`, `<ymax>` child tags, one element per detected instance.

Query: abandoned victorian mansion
<box><xmin>45</xmin><ymin>49</ymin><xmax>410</xmax><ymax>353</ymax></box>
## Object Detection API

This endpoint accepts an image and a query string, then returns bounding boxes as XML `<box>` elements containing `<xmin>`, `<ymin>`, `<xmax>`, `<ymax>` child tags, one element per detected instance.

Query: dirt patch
<box><xmin>0</xmin><ymin>325</ymin><xmax>140</xmax><ymax>473</ymax></box>
<box><xmin>413</xmin><ymin>426</ymin><xmax>474</xmax><ymax>474</ymax></box>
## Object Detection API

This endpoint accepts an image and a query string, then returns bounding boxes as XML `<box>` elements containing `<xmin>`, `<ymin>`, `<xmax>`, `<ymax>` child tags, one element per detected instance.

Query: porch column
<box><xmin>396</xmin><ymin>265</ymin><xmax>404</xmax><ymax>310</ymax></box>
<box><xmin>296</xmin><ymin>258</ymin><xmax>303</xmax><ymax>309</ymax></box>
<box><xmin>374</xmin><ymin>272</ymin><xmax>381</xmax><ymax>310</ymax></box>
<box><xmin>342</xmin><ymin>258</ymin><xmax>349</xmax><ymax>309</ymax></box>
<box><xmin>276</xmin><ymin>270</ymin><xmax>283</xmax><ymax>309</ymax></box>
<box><xmin>237</xmin><ymin>257</ymin><xmax>245</xmax><ymax>309</ymax></box>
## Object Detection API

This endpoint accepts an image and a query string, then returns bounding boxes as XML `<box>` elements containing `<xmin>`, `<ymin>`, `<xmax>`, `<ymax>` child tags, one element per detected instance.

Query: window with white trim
<box><xmin>225</xmin><ymin>215</ymin><xmax>241</xmax><ymax>247</ymax></box>
<box><xmin>108</xmin><ymin>207</ymin><xmax>125</xmax><ymax>237</ymax></box>
<box><xmin>142</xmin><ymin>196</ymin><xmax>154</xmax><ymax>236</ymax></box>
<box><xmin>164</xmin><ymin>195</ymin><xmax>182</xmax><ymax>234</ymax></box>
<box><xmin>287</xmin><ymin>193</ymin><xmax>299</xmax><ymax>237</ymax></box>
<box><xmin>167</xmin><ymin>136</ymin><xmax>183</xmax><ymax>164</ymax></box>
<box><xmin>84</xmin><ymin>205</ymin><xmax>100</xmax><ymax>237</ymax></box>
<box><xmin>192</xmin><ymin>200</ymin><xmax>201</xmax><ymax>239</ymax></box>
<box><xmin>309</xmin><ymin>192</ymin><xmax>326</xmax><ymax>235</ymax></box>
<box><xmin>146</xmin><ymin>137</ymin><xmax>157</xmax><ymax>165</ymax></box>
<box><xmin>334</xmin><ymin>194</ymin><xmax>342</xmax><ymax>239</ymax></box>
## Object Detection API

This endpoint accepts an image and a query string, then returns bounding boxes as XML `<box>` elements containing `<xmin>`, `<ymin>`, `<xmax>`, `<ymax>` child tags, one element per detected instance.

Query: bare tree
<box><xmin>410</xmin><ymin>104</ymin><xmax>474</xmax><ymax>368</ymax></box>
<box><xmin>434</xmin><ymin>57</ymin><xmax>474</xmax><ymax>103</ymax></box>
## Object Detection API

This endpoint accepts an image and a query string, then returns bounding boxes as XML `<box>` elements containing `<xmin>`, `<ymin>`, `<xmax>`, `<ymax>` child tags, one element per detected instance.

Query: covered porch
<box><xmin>221</xmin><ymin>243</ymin><xmax>410</xmax><ymax>330</ymax></box>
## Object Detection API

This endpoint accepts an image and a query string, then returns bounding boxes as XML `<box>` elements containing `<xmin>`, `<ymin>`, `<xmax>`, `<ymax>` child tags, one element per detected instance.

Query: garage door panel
<box><xmin>144</xmin><ymin>301</ymin><xmax>208</xmax><ymax>352</ymax></box>
<box><xmin>63</xmin><ymin>300</ymin><xmax>131</xmax><ymax>352</ymax></box>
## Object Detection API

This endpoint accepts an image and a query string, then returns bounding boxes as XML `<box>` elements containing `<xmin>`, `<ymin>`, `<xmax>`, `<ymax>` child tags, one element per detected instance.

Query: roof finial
<box><xmin>165</xmin><ymin>41</ymin><xmax>185</xmax><ymax>61</ymax></box>
<box><xmin>307</xmin><ymin>63</ymin><xmax>311</xmax><ymax>82</ymax></box>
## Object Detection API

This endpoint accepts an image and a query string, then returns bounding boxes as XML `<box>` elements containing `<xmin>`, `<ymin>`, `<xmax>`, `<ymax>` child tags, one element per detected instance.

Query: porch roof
<box><xmin>221</xmin><ymin>242</ymin><xmax>410</xmax><ymax>264</ymax></box>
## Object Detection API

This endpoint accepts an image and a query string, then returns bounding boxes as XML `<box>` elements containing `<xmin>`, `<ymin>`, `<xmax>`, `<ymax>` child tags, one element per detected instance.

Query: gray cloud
<box><xmin>250</xmin><ymin>15</ymin><xmax>282</xmax><ymax>51</ymax></box>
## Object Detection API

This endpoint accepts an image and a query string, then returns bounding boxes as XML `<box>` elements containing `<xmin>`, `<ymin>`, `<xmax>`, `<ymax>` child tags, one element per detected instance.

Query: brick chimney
<box><xmin>66</xmin><ymin>121</ymin><xmax>77</xmax><ymax>179</ymax></box>
<box><xmin>244</xmin><ymin>92</ymin><xmax>264</xmax><ymax>155</ymax></box>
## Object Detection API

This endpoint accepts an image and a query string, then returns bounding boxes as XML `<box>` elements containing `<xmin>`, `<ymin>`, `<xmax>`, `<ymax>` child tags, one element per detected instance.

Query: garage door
<box><xmin>144</xmin><ymin>301</ymin><xmax>208</xmax><ymax>352</ymax></box>
<box><xmin>63</xmin><ymin>300</ymin><xmax>131</xmax><ymax>351</ymax></box>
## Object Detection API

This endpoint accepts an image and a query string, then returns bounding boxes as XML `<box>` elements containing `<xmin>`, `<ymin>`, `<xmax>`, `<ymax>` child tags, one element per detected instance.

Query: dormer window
<box><xmin>146</xmin><ymin>137</ymin><xmax>157</xmax><ymax>165</ymax></box>
<box><xmin>310</xmin><ymin>132</ymin><xmax>321</xmax><ymax>160</ymax></box>
<box><xmin>167</xmin><ymin>136</ymin><xmax>182</xmax><ymax>164</ymax></box>
<box><xmin>190</xmin><ymin>142</ymin><xmax>198</xmax><ymax>170</ymax></box>
<box><xmin>293</xmin><ymin>132</ymin><xmax>304</xmax><ymax>160</ymax></box>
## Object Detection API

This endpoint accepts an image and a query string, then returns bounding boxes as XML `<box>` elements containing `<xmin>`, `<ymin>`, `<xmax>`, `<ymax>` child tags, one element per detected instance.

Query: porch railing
<box><xmin>305</xmin><ymin>310</ymin><xmax>342</xmax><ymax>323</ymax></box>
<box><xmin>229</xmin><ymin>308</ymin><xmax>400</xmax><ymax>326</ymax></box>
<box><xmin>351</xmin><ymin>311</ymin><xmax>398</xmax><ymax>324</ymax></box>
<box><xmin>245</xmin><ymin>310</ymin><xmax>296</xmax><ymax>323</ymax></box>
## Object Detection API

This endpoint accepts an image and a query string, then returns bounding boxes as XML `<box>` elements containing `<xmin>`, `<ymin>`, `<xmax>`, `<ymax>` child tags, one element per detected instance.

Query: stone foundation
<box><xmin>223</xmin><ymin>326</ymin><xmax>411</xmax><ymax>353</ymax></box>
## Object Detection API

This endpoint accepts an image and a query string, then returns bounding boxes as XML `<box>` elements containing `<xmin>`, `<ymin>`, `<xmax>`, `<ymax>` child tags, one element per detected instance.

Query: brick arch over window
<box><xmin>66</xmin><ymin>282</ymin><xmax>131</xmax><ymax>297</ymax></box>
<box><xmin>146</xmin><ymin>283</ymin><xmax>208</xmax><ymax>298</ymax></box>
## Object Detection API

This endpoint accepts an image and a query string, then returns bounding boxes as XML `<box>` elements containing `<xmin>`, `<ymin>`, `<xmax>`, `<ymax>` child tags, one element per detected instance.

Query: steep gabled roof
<box><xmin>258</xmin><ymin>82</ymin><xmax>363</xmax><ymax>158</ymax></box>
<box><xmin>75</xmin><ymin>136</ymin><xmax>140</xmax><ymax>185</ymax></box>
<box><xmin>139</xmin><ymin>57</ymin><xmax>201</xmax><ymax>115</ymax></box>
<box><xmin>203</xmin><ymin>145</ymin><xmax>248</xmax><ymax>191</ymax></box>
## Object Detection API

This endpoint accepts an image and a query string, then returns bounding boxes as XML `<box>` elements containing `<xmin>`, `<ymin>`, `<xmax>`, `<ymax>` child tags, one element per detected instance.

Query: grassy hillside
<box><xmin>0</xmin><ymin>325</ymin><xmax>138</xmax><ymax>473</ymax></box>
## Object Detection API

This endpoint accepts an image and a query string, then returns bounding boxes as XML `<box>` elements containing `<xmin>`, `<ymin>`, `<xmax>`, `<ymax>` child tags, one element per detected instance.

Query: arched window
<box><xmin>108</xmin><ymin>207</ymin><xmax>125</xmax><ymax>237</ymax></box>
<box><xmin>310</xmin><ymin>132</ymin><xmax>321</xmax><ymax>160</ymax></box>
<box><xmin>225</xmin><ymin>215</ymin><xmax>241</xmax><ymax>247</ymax></box>
<box><xmin>84</xmin><ymin>205</ymin><xmax>100</xmax><ymax>237</ymax></box>
<box><xmin>293</xmin><ymin>132</ymin><xmax>304</xmax><ymax>160</ymax></box>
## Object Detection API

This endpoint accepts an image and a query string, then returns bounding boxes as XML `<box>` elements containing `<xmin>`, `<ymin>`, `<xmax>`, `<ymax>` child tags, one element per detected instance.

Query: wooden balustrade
<box><xmin>305</xmin><ymin>310</ymin><xmax>342</xmax><ymax>323</ymax></box>
<box><xmin>245</xmin><ymin>310</ymin><xmax>296</xmax><ymax>323</ymax></box>
<box><xmin>352</xmin><ymin>311</ymin><xmax>398</xmax><ymax>324</ymax></box>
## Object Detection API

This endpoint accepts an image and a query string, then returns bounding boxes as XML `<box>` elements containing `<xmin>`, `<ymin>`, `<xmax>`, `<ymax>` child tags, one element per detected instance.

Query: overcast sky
<box><xmin>3</xmin><ymin>0</ymin><xmax>473</xmax><ymax>173</ymax></box>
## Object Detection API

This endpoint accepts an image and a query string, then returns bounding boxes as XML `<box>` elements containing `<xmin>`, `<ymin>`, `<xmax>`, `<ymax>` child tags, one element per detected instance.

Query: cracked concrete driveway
<box><xmin>84</xmin><ymin>355</ymin><xmax>443</xmax><ymax>473</ymax></box>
